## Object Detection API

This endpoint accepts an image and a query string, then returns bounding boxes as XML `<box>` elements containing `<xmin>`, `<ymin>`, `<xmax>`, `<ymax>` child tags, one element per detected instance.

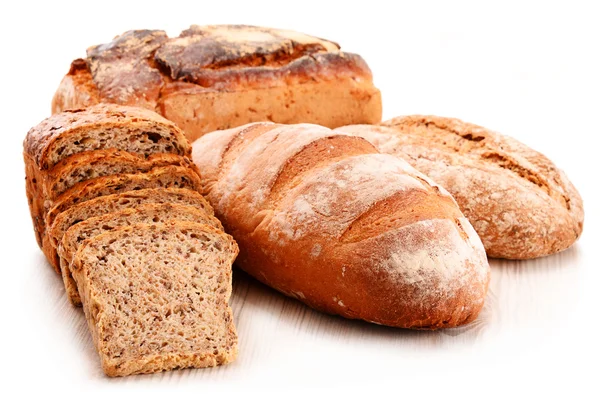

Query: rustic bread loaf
<box><xmin>52</xmin><ymin>25</ymin><xmax>382</xmax><ymax>142</ymax></box>
<box><xmin>24</xmin><ymin>104</ymin><xmax>192</xmax><ymax>254</ymax></box>
<box><xmin>71</xmin><ymin>222</ymin><xmax>238</xmax><ymax>376</ymax></box>
<box><xmin>58</xmin><ymin>203</ymin><xmax>223</xmax><ymax>306</ymax></box>
<box><xmin>43</xmin><ymin>166</ymin><xmax>203</xmax><ymax>270</ymax></box>
<box><xmin>337</xmin><ymin>116</ymin><xmax>584</xmax><ymax>259</ymax></box>
<box><xmin>192</xmin><ymin>122</ymin><xmax>490</xmax><ymax>329</ymax></box>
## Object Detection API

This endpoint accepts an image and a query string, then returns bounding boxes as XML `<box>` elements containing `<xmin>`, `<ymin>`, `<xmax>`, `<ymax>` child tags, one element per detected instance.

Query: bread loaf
<box><xmin>24</xmin><ymin>104</ymin><xmax>193</xmax><ymax>265</ymax></box>
<box><xmin>338</xmin><ymin>116</ymin><xmax>584</xmax><ymax>259</ymax></box>
<box><xmin>192</xmin><ymin>122</ymin><xmax>490</xmax><ymax>329</ymax></box>
<box><xmin>59</xmin><ymin>202</ymin><xmax>223</xmax><ymax>306</ymax></box>
<box><xmin>52</xmin><ymin>25</ymin><xmax>382</xmax><ymax>142</ymax></box>
<box><xmin>71</xmin><ymin>222</ymin><xmax>238</xmax><ymax>376</ymax></box>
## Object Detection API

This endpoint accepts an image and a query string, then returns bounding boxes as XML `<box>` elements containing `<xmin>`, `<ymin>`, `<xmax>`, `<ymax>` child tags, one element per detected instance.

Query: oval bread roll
<box><xmin>192</xmin><ymin>122</ymin><xmax>490</xmax><ymax>329</ymax></box>
<box><xmin>338</xmin><ymin>116</ymin><xmax>584</xmax><ymax>259</ymax></box>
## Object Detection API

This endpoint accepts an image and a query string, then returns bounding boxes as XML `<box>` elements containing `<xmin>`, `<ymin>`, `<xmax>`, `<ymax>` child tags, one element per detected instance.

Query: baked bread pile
<box><xmin>22</xmin><ymin>24</ymin><xmax>584</xmax><ymax>377</ymax></box>
<box><xmin>24</xmin><ymin>104</ymin><xmax>238</xmax><ymax>376</ymax></box>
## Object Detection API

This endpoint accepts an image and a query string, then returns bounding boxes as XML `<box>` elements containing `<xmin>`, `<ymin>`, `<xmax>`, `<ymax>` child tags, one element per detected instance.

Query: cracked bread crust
<box><xmin>51</xmin><ymin>25</ymin><xmax>382</xmax><ymax>142</ymax></box>
<box><xmin>337</xmin><ymin>116</ymin><xmax>584</xmax><ymax>259</ymax></box>
<box><xmin>87</xmin><ymin>30</ymin><xmax>168</xmax><ymax>110</ymax></box>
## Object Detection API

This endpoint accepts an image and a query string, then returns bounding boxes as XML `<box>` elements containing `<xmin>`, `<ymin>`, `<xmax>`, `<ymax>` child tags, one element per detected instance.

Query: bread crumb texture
<box><xmin>72</xmin><ymin>222</ymin><xmax>238</xmax><ymax>376</ymax></box>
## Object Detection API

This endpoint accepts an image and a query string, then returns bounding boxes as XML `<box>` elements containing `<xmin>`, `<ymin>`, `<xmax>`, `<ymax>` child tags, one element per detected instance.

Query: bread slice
<box><xmin>43</xmin><ymin>166</ymin><xmax>203</xmax><ymax>271</ymax></box>
<box><xmin>59</xmin><ymin>203</ymin><xmax>223</xmax><ymax>306</ymax></box>
<box><xmin>71</xmin><ymin>222</ymin><xmax>238</xmax><ymax>376</ymax></box>
<box><xmin>43</xmin><ymin>150</ymin><xmax>196</xmax><ymax>200</ymax></box>
<box><xmin>24</xmin><ymin>103</ymin><xmax>190</xmax><ymax>170</ymax></box>
<box><xmin>48</xmin><ymin>188</ymin><xmax>214</xmax><ymax>251</ymax></box>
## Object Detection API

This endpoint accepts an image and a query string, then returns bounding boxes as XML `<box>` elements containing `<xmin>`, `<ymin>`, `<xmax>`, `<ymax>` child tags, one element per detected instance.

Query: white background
<box><xmin>1</xmin><ymin>0</ymin><xmax>598</xmax><ymax>405</ymax></box>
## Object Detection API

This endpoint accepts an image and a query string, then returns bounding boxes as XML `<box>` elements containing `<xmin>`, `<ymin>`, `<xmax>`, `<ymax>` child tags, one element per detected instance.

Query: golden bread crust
<box><xmin>51</xmin><ymin>25</ymin><xmax>382</xmax><ymax>141</ymax></box>
<box><xmin>192</xmin><ymin>123</ymin><xmax>490</xmax><ymax>329</ymax></box>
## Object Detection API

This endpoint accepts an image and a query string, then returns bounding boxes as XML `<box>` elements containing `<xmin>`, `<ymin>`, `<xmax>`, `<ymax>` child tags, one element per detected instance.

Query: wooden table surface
<box><xmin>3</xmin><ymin>3</ymin><xmax>599</xmax><ymax>405</ymax></box>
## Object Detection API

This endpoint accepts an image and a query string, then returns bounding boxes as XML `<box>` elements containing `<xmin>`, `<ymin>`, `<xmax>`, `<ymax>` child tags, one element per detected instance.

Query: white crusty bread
<box><xmin>338</xmin><ymin>116</ymin><xmax>584</xmax><ymax>259</ymax></box>
<box><xmin>59</xmin><ymin>202</ymin><xmax>223</xmax><ymax>306</ymax></box>
<box><xmin>52</xmin><ymin>25</ymin><xmax>382</xmax><ymax>142</ymax></box>
<box><xmin>192</xmin><ymin>122</ymin><xmax>491</xmax><ymax>329</ymax></box>
<box><xmin>71</xmin><ymin>222</ymin><xmax>239</xmax><ymax>376</ymax></box>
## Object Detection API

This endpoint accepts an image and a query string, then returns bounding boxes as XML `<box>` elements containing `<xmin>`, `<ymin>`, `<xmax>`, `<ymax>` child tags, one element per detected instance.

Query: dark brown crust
<box><xmin>24</xmin><ymin>103</ymin><xmax>190</xmax><ymax>170</ymax></box>
<box><xmin>87</xmin><ymin>30</ymin><xmax>168</xmax><ymax>110</ymax></box>
<box><xmin>158</xmin><ymin>52</ymin><xmax>373</xmax><ymax>92</ymax></box>
<box><xmin>154</xmin><ymin>24</ymin><xmax>342</xmax><ymax>88</ymax></box>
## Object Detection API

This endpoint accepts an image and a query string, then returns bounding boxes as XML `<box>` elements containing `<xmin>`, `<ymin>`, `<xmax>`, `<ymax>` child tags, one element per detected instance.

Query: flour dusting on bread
<box><xmin>193</xmin><ymin>123</ymin><xmax>491</xmax><ymax>329</ymax></box>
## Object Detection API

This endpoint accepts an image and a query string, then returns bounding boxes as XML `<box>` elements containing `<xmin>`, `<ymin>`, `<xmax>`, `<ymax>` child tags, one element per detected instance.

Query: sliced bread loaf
<box><xmin>43</xmin><ymin>166</ymin><xmax>203</xmax><ymax>271</ymax></box>
<box><xmin>59</xmin><ymin>203</ymin><xmax>224</xmax><ymax>305</ymax></box>
<box><xmin>70</xmin><ymin>222</ymin><xmax>239</xmax><ymax>376</ymax></box>
<box><xmin>24</xmin><ymin>104</ymin><xmax>192</xmax><ymax>254</ymax></box>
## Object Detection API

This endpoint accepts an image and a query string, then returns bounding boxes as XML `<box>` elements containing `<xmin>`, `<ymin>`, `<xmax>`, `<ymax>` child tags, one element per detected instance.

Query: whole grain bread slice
<box><xmin>48</xmin><ymin>188</ymin><xmax>213</xmax><ymax>251</ymax></box>
<box><xmin>43</xmin><ymin>150</ymin><xmax>196</xmax><ymax>200</ymax></box>
<box><xmin>59</xmin><ymin>203</ymin><xmax>223</xmax><ymax>306</ymax></box>
<box><xmin>71</xmin><ymin>222</ymin><xmax>239</xmax><ymax>377</ymax></box>
<box><xmin>43</xmin><ymin>166</ymin><xmax>203</xmax><ymax>271</ymax></box>
<box><xmin>24</xmin><ymin>103</ymin><xmax>190</xmax><ymax>170</ymax></box>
